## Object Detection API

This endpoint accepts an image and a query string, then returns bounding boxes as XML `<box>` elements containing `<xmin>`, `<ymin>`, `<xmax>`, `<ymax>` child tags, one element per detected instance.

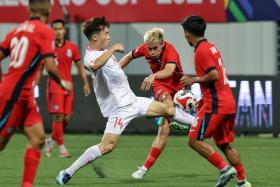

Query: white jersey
<box><xmin>84</xmin><ymin>48</ymin><xmax>136</xmax><ymax>117</ymax></box>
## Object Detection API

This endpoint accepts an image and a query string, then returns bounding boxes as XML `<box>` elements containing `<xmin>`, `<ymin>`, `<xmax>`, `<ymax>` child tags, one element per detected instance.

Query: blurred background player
<box><xmin>44</xmin><ymin>19</ymin><xmax>91</xmax><ymax>158</ymax></box>
<box><xmin>0</xmin><ymin>0</ymin><xmax>71</xmax><ymax>186</ymax></box>
<box><xmin>56</xmin><ymin>16</ymin><xmax>194</xmax><ymax>185</ymax></box>
<box><xmin>119</xmin><ymin>27</ymin><xmax>189</xmax><ymax>179</ymax></box>
<box><xmin>180</xmin><ymin>16</ymin><xmax>251</xmax><ymax>187</ymax></box>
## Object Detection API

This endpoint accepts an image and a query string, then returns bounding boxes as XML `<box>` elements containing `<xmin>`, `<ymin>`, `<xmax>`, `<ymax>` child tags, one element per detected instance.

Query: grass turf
<box><xmin>0</xmin><ymin>134</ymin><xmax>279</xmax><ymax>187</ymax></box>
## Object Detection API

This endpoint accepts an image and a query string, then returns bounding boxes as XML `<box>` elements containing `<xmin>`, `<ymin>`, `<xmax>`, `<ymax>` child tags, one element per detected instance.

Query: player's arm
<box><xmin>34</xmin><ymin>63</ymin><xmax>44</xmax><ymax>85</ymax></box>
<box><xmin>75</xmin><ymin>60</ymin><xmax>91</xmax><ymax>96</ymax></box>
<box><xmin>89</xmin><ymin>43</ymin><xmax>124</xmax><ymax>71</ymax></box>
<box><xmin>141</xmin><ymin>63</ymin><xmax>176</xmax><ymax>92</ymax></box>
<box><xmin>43</xmin><ymin>56</ymin><xmax>72</xmax><ymax>91</ymax></box>
<box><xmin>180</xmin><ymin>69</ymin><xmax>219</xmax><ymax>86</ymax></box>
<box><xmin>119</xmin><ymin>52</ymin><xmax>133</xmax><ymax>69</ymax></box>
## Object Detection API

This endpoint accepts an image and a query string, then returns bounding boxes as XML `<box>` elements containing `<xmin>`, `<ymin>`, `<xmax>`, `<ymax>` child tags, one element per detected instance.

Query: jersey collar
<box><xmin>194</xmin><ymin>39</ymin><xmax>207</xmax><ymax>51</ymax></box>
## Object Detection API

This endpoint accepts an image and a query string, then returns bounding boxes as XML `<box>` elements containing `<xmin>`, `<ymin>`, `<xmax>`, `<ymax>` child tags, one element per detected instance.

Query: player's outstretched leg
<box><xmin>56</xmin><ymin>144</ymin><xmax>102</xmax><ymax>185</ymax></box>
<box><xmin>56</xmin><ymin>133</ymin><xmax>119</xmax><ymax>185</ymax></box>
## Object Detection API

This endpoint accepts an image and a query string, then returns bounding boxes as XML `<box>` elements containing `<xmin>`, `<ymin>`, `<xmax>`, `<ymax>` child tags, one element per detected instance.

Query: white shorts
<box><xmin>104</xmin><ymin>97</ymin><xmax>154</xmax><ymax>134</ymax></box>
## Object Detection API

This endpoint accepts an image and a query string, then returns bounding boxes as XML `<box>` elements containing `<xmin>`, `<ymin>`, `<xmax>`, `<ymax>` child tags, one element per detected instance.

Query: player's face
<box><xmin>184</xmin><ymin>31</ymin><xmax>193</xmax><ymax>47</ymax></box>
<box><xmin>52</xmin><ymin>23</ymin><xmax>65</xmax><ymax>41</ymax></box>
<box><xmin>146</xmin><ymin>42</ymin><xmax>164</xmax><ymax>60</ymax></box>
<box><xmin>96</xmin><ymin>26</ymin><xmax>110</xmax><ymax>50</ymax></box>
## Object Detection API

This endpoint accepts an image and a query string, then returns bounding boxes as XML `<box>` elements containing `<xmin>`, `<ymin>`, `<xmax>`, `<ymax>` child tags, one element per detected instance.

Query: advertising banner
<box><xmin>0</xmin><ymin>0</ymin><xmax>226</xmax><ymax>23</ymax></box>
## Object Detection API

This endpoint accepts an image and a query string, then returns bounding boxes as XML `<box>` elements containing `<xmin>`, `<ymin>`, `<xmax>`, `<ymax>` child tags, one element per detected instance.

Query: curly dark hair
<box><xmin>82</xmin><ymin>16</ymin><xmax>110</xmax><ymax>40</ymax></box>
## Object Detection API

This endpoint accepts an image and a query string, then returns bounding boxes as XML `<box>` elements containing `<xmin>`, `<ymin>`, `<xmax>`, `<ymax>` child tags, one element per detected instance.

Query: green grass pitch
<box><xmin>0</xmin><ymin>134</ymin><xmax>279</xmax><ymax>187</ymax></box>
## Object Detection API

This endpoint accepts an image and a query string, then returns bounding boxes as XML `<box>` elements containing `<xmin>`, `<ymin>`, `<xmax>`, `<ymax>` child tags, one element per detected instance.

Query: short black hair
<box><xmin>51</xmin><ymin>19</ymin><xmax>65</xmax><ymax>28</ymax></box>
<box><xmin>181</xmin><ymin>16</ymin><xmax>206</xmax><ymax>37</ymax></box>
<box><xmin>29</xmin><ymin>0</ymin><xmax>51</xmax><ymax>16</ymax></box>
<box><xmin>82</xmin><ymin>16</ymin><xmax>110</xmax><ymax>40</ymax></box>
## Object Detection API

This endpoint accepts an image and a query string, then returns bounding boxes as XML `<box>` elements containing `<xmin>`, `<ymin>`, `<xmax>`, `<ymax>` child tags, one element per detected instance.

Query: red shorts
<box><xmin>152</xmin><ymin>82</ymin><xmax>183</xmax><ymax>100</ymax></box>
<box><xmin>47</xmin><ymin>91</ymin><xmax>73</xmax><ymax>114</ymax></box>
<box><xmin>0</xmin><ymin>95</ymin><xmax>42</xmax><ymax>139</ymax></box>
<box><xmin>188</xmin><ymin>109</ymin><xmax>235</xmax><ymax>145</ymax></box>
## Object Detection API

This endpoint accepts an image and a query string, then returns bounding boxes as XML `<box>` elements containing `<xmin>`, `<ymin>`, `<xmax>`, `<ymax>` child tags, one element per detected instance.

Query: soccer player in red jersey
<box><xmin>0</xmin><ymin>0</ymin><xmax>72</xmax><ymax>186</ymax></box>
<box><xmin>44</xmin><ymin>19</ymin><xmax>90</xmax><ymax>158</ymax></box>
<box><xmin>120</xmin><ymin>28</ymin><xmax>191</xmax><ymax>179</ymax></box>
<box><xmin>180</xmin><ymin>16</ymin><xmax>251</xmax><ymax>187</ymax></box>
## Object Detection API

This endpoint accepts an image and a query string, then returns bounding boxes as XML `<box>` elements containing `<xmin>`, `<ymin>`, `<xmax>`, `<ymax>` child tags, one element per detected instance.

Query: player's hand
<box><xmin>141</xmin><ymin>74</ymin><xmax>155</xmax><ymax>92</ymax></box>
<box><xmin>60</xmin><ymin>80</ymin><xmax>72</xmax><ymax>91</ymax></box>
<box><xmin>83</xmin><ymin>83</ymin><xmax>91</xmax><ymax>96</ymax></box>
<box><xmin>180</xmin><ymin>75</ymin><xmax>195</xmax><ymax>86</ymax></box>
<box><xmin>112</xmin><ymin>43</ymin><xmax>125</xmax><ymax>53</ymax></box>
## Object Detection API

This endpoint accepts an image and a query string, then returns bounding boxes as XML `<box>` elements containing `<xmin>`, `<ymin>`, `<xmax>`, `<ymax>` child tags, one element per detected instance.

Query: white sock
<box><xmin>172</xmin><ymin>108</ymin><xmax>195</xmax><ymax>125</ymax></box>
<box><xmin>65</xmin><ymin>145</ymin><xmax>102</xmax><ymax>176</ymax></box>
<box><xmin>59</xmin><ymin>145</ymin><xmax>66</xmax><ymax>153</ymax></box>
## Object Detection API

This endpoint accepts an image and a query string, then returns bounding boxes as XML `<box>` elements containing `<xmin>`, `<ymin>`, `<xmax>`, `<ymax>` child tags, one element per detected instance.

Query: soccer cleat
<box><xmin>236</xmin><ymin>180</ymin><xmax>252</xmax><ymax>187</ymax></box>
<box><xmin>59</xmin><ymin>150</ymin><xmax>71</xmax><ymax>158</ymax></box>
<box><xmin>170</xmin><ymin>121</ymin><xmax>190</xmax><ymax>132</ymax></box>
<box><xmin>131</xmin><ymin>166</ymin><xmax>148</xmax><ymax>179</ymax></box>
<box><xmin>56</xmin><ymin>170</ymin><xmax>71</xmax><ymax>185</ymax></box>
<box><xmin>44</xmin><ymin>138</ymin><xmax>54</xmax><ymax>157</ymax></box>
<box><xmin>215</xmin><ymin>166</ymin><xmax>237</xmax><ymax>187</ymax></box>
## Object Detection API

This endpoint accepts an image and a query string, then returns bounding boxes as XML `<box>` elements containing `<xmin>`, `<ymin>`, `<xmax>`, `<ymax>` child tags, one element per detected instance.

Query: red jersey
<box><xmin>0</xmin><ymin>18</ymin><xmax>55</xmax><ymax>100</ymax></box>
<box><xmin>132</xmin><ymin>41</ymin><xmax>184</xmax><ymax>87</ymax></box>
<box><xmin>194</xmin><ymin>40</ymin><xmax>236</xmax><ymax>114</ymax></box>
<box><xmin>48</xmin><ymin>40</ymin><xmax>80</xmax><ymax>94</ymax></box>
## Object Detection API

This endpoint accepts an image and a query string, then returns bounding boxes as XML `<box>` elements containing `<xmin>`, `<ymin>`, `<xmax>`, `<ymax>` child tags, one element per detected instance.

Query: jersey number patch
<box><xmin>10</xmin><ymin>36</ymin><xmax>29</xmax><ymax>68</ymax></box>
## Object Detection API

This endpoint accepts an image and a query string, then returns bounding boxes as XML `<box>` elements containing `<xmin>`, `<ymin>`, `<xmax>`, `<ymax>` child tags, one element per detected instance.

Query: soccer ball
<box><xmin>173</xmin><ymin>90</ymin><xmax>196</xmax><ymax>112</ymax></box>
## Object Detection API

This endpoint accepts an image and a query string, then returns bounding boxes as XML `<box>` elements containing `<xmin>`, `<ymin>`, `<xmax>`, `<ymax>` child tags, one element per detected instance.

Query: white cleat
<box><xmin>236</xmin><ymin>180</ymin><xmax>252</xmax><ymax>187</ymax></box>
<box><xmin>131</xmin><ymin>166</ymin><xmax>148</xmax><ymax>179</ymax></box>
<box><xmin>56</xmin><ymin>170</ymin><xmax>71</xmax><ymax>185</ymax></box>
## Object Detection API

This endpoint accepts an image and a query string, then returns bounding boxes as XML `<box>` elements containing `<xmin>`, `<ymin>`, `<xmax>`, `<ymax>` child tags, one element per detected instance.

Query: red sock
<box><xmin>234</xmin><ymin>162</ymin><xmax>246</xmax><ymax>181</ymax></box>
<box><xmin>143</xmin><ymin>147</ymin><xmax>162</xmax><ymax>170</ymax></box>
<box><xmin>51</xmin><ymin>122</ymin><xmax>56</xmax><ymax>141</ymax></box>
<box><xmin>21</xmin><ymin>148</ymin><xmax>41</xmax><ymax>187</ymax></box>
<box><xmin>53</xmin><ymin>122</ymin><xmax>64</xmax><ymax>145</ymax></box>
<box><xmin>207</xmin><ymin>151</ymin><xmax>228</xmax><ymax>170</ymax></box>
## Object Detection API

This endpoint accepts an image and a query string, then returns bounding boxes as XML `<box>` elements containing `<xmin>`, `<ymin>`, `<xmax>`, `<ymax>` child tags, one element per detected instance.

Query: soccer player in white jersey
<box><xmin>56</xmin><ymin>16</ymin><xmax>195</xmax><ymax>185</ymax></box>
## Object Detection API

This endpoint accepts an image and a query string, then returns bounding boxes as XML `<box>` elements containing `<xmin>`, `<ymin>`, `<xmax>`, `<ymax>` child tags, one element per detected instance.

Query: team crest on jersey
<box><xmin>67</xmin><ymin>49</ymin><xmax>72</xmax><ymax>58</ymax></box>
<box><xmin>54</xmin><ymin>105</ymin><xmax>59</xmax><ymax>111</ymax></box>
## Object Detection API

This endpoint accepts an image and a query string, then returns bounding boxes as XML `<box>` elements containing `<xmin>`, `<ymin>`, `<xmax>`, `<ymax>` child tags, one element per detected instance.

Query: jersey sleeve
<box><xmin>84</xmin><ymin>52</ymin><xmax>97</xmax><ymax>68</ymax></box>
<box><xmin>39</xmin><ymin>27</ymin><xmax>55</xmax><ymax>59</ymax></box>
<box><xmin>72</xmin><ymin>43</ymin><xmax>81</xmax><ymax>62</ymax></box>
<box><xmin>195</xmin><ymin>48</ymin><xmax>216</xmax><ymax>74</ymax></box>
<box><xmin>132</xmin><ymin>44</ymin><xmax>145</xmax><ymax>58</ymax></box>
<box><xmin>0</xmin><ymin>30</ymin><xmax>14</xmax><ymax>57</ymax></box>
